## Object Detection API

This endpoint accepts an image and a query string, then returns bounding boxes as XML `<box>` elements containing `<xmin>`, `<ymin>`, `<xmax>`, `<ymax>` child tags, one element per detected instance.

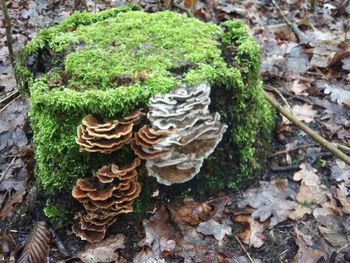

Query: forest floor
<box><xmin>0</xmin><ymin>0</ymin><xmax>349</xmax><ymax>262</ymax></box>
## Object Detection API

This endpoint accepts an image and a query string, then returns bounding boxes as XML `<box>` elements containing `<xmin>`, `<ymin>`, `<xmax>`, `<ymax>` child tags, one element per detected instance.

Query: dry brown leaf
<box><xmin>289</xmin><ymin>80</ymin><xmax>310</xmax><ymax>96</ymax></box>
<box><xmin>330</xmin><ymin>159</ymin><xmax>350</xmax><ymax>182</ymax></box>
<box><xmin>237</xmin><ymin>179</ymin><xmax>296</xmax><ymax>226</ymax></box>
<box><xmin>0</xmin><ymin>188</ymin><xmax>26</xmax><ymax>220</ymax></box>
<box><xmin>232</xmin><ymin>215</ymin><xmax>265</xmax><ymax>248</ymax></box>
<box><xmin>184</xmin><ymin>0</ymin><xmax>198</xmax><ymax>9</ymax></box>
<box><xmin>293</xmin><ymin>163</ymin><xmax>327</xmax><ymax>204</ymax></box>
<box><xmin>17</xmin><ymin>221</ymin><xmax>50</xmax><ymax>263</ymax></box>
<box><xmin>139</xmin><ymin>206</ymin><xmax>176</xmax><ymax>259</ymax></box>
<box><xmin>169</xmin><ymin>198</ymin><xmax>212</xmax><ymax>226</ymax></box>
<box><xmin>294</xmin><ymin>227</ymin><xmax>326</xmax><ymax>263</ymax></box>
<box><xmin>291</xmin><ymin>104</ymin><xmax>317</xmax><ymax>123</ymax></box>
<box><xmin>335</xmin><ymin>183</ymin><xmax>350</xmax><ymax>214</ymax></box>
<box><xmin>75</xmin><ymin>234</ymin><xmax>126</xmax><ymax>263</ymax></box>
<box><xmin>289</xmin><ymin>204</ymin><xmax>312</xmax><ymax>220</ymax></box>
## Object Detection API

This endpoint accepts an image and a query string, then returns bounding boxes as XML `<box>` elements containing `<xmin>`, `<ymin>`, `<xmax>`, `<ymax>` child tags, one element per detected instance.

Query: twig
<box><xmin>0</xmin><ymin>90</ymin><xmax>19</xmax><ymax>108</ymax></box>
<box><xmin>270</xmin><ymin>144</ymin><xmax>317</xmax><ymax>157</ymax></box>
<box><xmin>0</xmin><ymin>0</ymin><xmax>16</xmax><ymax>70</ymax></box>
<box><xmin>0</xmin><ymin>157</ymin><xmax>16</xmax><ymax>183</ymax></box>
<box><xmin>0</xmin><ymin>94</ymin><xmax>21</xmax><ymax>114</ymax></box>
<box><xmin>335</xmin><ymin>143</ymin><xmax>350</xmax><ymax>154</ymax></box>
<box><xmin>264</xmin><ymin>85</ymin><xmax>312</xmax><ymax>105</ymax></box>
<box><xmin>271</xmin><ymin>0</ymin><xmax>310</xmax><ymax>44</ymax></box>
<box><xmin>264</xmin><ymin>91</ymin><xmax>350</xmax><ymax>166</ymax></box>
<box><xmin>234</xmin><ymin>235</ymin><xmax>254</xmax><ymax>263</ymax></box>
<box><xmin>268</xmin><ymin>86</ymin><xmax>291</xmax><ymax>110</ymax></box>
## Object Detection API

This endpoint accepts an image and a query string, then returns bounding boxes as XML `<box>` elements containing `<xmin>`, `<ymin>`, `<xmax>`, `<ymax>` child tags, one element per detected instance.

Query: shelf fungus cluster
<box><xmin>72</xmin><ymin>158</ymin><xmax>141</xmax><ymax>243</ymax></box>
<box><xmin>132</xmin><ymin>83</ymin><xmax>227</xmax><ymax>185</ymax></box>
<box><xmin>76</xmin><ymin>109</ymin><xmax>144</xmax><ymax>153</ymax></box>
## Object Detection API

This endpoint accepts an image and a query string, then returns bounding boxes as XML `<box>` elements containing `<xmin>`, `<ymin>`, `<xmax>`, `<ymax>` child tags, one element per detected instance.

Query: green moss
<box><xmin>43</xmin><ymin>201</ymin><xmax>70</xmax><ymax>229</ymax></box>
<box><xmin>21</xmin><ymin>7</ymin><xmax>274</xmax><ymax>204</ymax></box>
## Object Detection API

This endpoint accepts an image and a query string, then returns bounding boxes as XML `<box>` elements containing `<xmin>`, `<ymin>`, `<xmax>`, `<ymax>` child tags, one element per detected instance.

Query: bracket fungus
<box><xmin>72</xmin><ymin>158</ymin><xmax>141</xmax><ymax>242</ymax></box>
<box><xmin>132</xmin><ymin>83</ymin><xmax>228</xmax><ymax>185</ymax></box>
<box><xmin>76</xmin><ymin>109</ymin><xmax>144</xmax><ymax>153</ymax></box>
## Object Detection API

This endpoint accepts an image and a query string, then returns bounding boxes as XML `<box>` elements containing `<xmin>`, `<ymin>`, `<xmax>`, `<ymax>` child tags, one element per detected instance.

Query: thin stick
<box><xmin>0</xmin><ymin>157</ymin><xmax>16</xmax><ymax>182</ymax></box>
<box><xmin>269</xmin><ymin>86</ymin><xmax>291</xmax><ymax>110</ymax></box>
<box><xmin>0</xmin><ymin>94</ymin><xmax>21</xmax><ymax>114</ymax></box>
<box><xmin>271</xmin><ymin>0</ymin><xmax>309</xmax><ymax>44</ymax></box>
<box><xmin>234</xmin><ymin>235</ymin><xmax>254</xmax><ymax>263</ymax></box>
<box><xmin>264</xmin><ymin>85</ymin><xmax>312</xmax><ymax>105</ymax></box>
<box><xmin>0</xmin><ymin>0</ymin><xmax>16</xmax><ymax>70</ymax></box>
<box><xmin>0</xmin><ymin>90</ymin><xmax>19</xmax><ymax>107</ymax></box>
<box><xmin>270</xmin><ymin>144</ymin><xmax>316</xmax><ymax>157</ymax></box>
<box><xmin>264</xmin><ymin>92</ymin><xmax>350</xmax><ymax>165</ymax></box>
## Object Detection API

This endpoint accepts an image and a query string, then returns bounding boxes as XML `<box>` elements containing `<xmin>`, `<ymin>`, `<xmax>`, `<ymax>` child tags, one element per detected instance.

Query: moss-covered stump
<box><xmin>20</xmin><ymin>6</ymin><xmax>274</xmax><ymax>223</ymax></box>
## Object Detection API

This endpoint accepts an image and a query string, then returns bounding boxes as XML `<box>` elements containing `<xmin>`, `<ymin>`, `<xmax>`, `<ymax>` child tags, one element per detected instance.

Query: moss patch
<box><xmin>20</xmin><ymin>7</ymin><xmax>274</xmax><ymax>216</ymax></box>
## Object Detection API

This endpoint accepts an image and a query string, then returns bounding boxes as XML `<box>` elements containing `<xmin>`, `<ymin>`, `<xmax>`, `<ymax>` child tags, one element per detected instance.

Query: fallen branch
<box><xmin>264</xmin><ymin>91</ymin><xmax>350</xmax><ymax>166</ymax></box>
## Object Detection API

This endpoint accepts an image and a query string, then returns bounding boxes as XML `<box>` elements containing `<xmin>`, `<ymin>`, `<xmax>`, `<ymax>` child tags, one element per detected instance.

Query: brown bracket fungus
<box><xmin>132</xmin><ymin>83</ymin><xmax>228</xmax><ymax>185</ymax></box>
<box><xmin>76</xmin><ymin>109</ymin><xmax>144</xmax><ymax>153</ymax></box>
<box><xmin>72</xmin><ymin>158</ymin><xmax>141</xmax><ymax>243</ymax></box>
<box><xmin>131</xmin><ymin>125</ymin><xmax>175</xmax><ymax>160</ymax></box>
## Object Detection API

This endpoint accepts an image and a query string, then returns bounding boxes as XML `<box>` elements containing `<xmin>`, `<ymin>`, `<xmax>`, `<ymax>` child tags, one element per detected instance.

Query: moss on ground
<box><xmin>20</xmin><ymin>6</ymin><xmax>274</xmax><ymax>218</ymax></box>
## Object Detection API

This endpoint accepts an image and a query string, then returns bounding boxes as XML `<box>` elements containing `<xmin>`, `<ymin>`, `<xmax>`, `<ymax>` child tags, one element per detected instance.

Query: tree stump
<box><xmin>18</xmin><ymin>5</ymin><xmax>274</xmax><ymax>226</ymax></box>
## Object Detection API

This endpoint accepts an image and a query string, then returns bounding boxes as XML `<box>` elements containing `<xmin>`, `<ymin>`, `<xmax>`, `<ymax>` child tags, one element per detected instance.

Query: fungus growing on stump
<box><xmin>76</xmin><ymin>109</ymin><xmax>144</xmax><ymax>153</ymax></box>
<box><xmin>132</xmin><ymin>83</ymin><xmax>228</xmax><ymax>185</ymax></box>
<box><xmin>72</xmin><ymin>158</ymin><xmax>141</xmax><ymax>243</ymax></box>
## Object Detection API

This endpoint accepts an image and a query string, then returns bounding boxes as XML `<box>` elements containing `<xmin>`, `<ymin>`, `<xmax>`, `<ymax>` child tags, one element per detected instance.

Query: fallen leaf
<box><xmin>232</xmin><ymin>215</ymin><xmax>265</xmax><ymax>248</ymax></box>
<box><xmin>316</xmin><ymin>82</ymin><xmax>350</xmax><ymax>106</ymax></box>
<box><xmin>289</xmin><ymin>80</ymin><xmax>310</xmax><ymax>96</ymax></box>
<box><xmin>139</xmin><ymin>206</ymin><xmax>176</xmax><ymax>259</ymax></box>
<box><xmin>291</xmin><ymin>104</ymin><xmax>317</xmax><ymax>123</ymax></box>
<box><xmin>196</xmin><ymin>219</ymin><xmax>232</xmax><ymax>241</ymax></box>
<box><xmin>287</xmin><ymin>46</ymin><xmax>309</xmax><ymax>74</ymax></box>
<box><xmin>169</xmin><ymin>198</ymin><xmax>212</xmax><ymax>226</ymax></box>
<box><xmin>309</xmin><ymin>40</ymin><xmax>340</xmax><ymax>68</ymax></box>
<box><xmin>293</xmin><ymin>163</ymin><xmax>327</xmax><ymax>204</ymax></box>
<box><xmin>0</xmin><ymin>188</ymin><xmax>26</xmax><ymax>219</ymax></box>
<box><xmin>17</xmin><ymin>222</ymin><xmax>50</xmax><ymax>263</ymax></box>
<box><xmin>133</xmin><ymin>247</ymin><xmax>166</xmax><ymax>263</ymax></box>
<box><xmin>289</xmin><ymin>204</ymin><xmax>312</xmax><ymax>220</ymax></box>
<box><xmin>330</xmin><ymin>159</ymin><xmax>350</xmax><ymax>182</ymax></box>
<box><xmin>335</xmin><ymin>184</ymin><xmax>350</xmax><ymax>214</ymax></box>
<box><xmin>313</xmin><ymin>194</ymin><xmax>350</xmax><ymax>249</ymax></box>
<box><xmin>75</xmin><ymin>234</ymin><xmax>126</xmax><ymax>263</ymax></box>
<box><xmin>294</xmin><ymin>227</ymin><xmax>326</xmax><ymax>263</ymax></box>
<box><xmin>237</xmin><ymin>179</ymin><xmax>296</xmax><ymax>226</ymax></box>
<box><xmin>184</xmin><ymin>0</ymin><xmax>198</xmax><ymax>9</ymax></box>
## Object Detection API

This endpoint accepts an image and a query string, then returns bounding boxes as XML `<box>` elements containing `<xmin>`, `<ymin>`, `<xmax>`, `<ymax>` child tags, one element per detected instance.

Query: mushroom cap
<box><xmin>72</xmin><ymin>159</ymin><xmax>142</xmax><ymax>242</ymax></box>
<box><xmin>144</xmin><ymin>83</ymin><xmax>228</xmax><ymax>185</ymax></box>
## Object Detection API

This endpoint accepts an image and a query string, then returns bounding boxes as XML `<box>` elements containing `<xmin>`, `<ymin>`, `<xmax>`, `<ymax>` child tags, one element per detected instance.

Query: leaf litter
<box><xmin>1</xmin><ymin>0</ymin><xmax>350</xmax><ymax>262</ymax></box>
